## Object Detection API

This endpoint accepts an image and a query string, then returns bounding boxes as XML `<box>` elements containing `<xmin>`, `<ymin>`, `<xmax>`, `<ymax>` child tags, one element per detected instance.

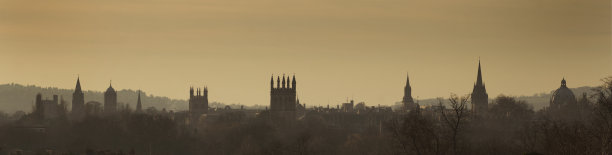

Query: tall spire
<box><xmin>405</xmin><ymin>73</ymin><xmax>410</xmax><ymax>88</ymax></box>
<box><xmin>136</xmin><ymin>90</ymin><xmax>142</xmax><ymax>111</ymax></box>
<box><xmin>476</xmin><ymin>59</ymin><xmax>483</xmax><ymax>86</ymax></box>
<box><xmin>403</xmin><ymin>73</ymin><xmax>413</xmax><ymax>104</ymax></box>
<box><xmin>75</xmin><ymin>76</ymin><xmax>82</xmax><ymax>92</ymax></box>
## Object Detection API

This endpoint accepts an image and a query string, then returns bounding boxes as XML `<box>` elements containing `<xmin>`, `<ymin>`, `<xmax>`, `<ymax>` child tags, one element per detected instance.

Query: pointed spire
<box><xmin>137</xmin><ymin>90</ymin><xmax>142</xmax><ymax>111</ymax></box>
<box><xmin>271</xmin><ymin>74</ymin><xmax>274</xmax><ymax>89</ymax></box>
<box><xmin>292</xmin><ymin>74</ymin><xmax>296</xmax><ymax>89</ymax></box>
<box><xmin>476</xmin><ymin>59</ymin><xmax>483</xmax><ymax>86</ymax></box>
<box><xmin>75</xmin><ymin>76</ymin><xmax>82</xmax><ymax>92</ymax></box>
<box><xmin>405</xmin><ymin>72</ymin><xmax>410</xmax><ymax>88</ymax></box>
<box><xmin>277</xmin><ymin>76</ymin><xmax>281</xmax><ymax>88</ymax></box>
<box><xmin>282</xmin><ymin>74</ymin><xmax>286</xmax><ymax>88</ymax></box>
<box><xmin>286</xmin><ymin>76</ymin><xmax>290</xmax><ymax>88</ymax></box>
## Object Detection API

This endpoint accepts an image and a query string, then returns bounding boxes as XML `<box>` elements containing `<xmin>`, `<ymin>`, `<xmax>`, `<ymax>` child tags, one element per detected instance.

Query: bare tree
<box><xmin>592</xmin><ymin>77</ymin><xmax>612</xmax><ymax>154</ymax></box>
<box><xmin>439</xmin><ymin>94</ymin><xmax>470</xmax><ymax>155</ymax></box>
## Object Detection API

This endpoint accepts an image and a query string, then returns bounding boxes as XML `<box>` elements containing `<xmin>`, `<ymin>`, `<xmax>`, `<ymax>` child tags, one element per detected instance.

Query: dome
<box><xmin>550</xmin><ymin>78</ymin><xmax>577</xmax><ymax>107</ymax></box>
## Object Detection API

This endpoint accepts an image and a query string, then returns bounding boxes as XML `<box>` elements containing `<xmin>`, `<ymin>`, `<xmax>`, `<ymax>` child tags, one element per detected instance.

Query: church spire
<box><xmin>403</xmin><ymin>73</ymin><xmax>413</xmax><ymax>103</ymax></box>
<box><xmin>405</xmin><ymin>73</ymin><xmax>410</xmax><ymax>88</ymax></box>
<box><xmin>476</xmin><ymin>59</ymin><xmax>483</xmax><ymax>86</ymax></box>
<box><xmin>136</xmin><ymin>90</ymin><xmax>142</xmax><ymax>111</ymax></box>
<box><xmin>75</xmin><ymin>76</ymin><xmax>82</xmax><ymax>92</ymax></box>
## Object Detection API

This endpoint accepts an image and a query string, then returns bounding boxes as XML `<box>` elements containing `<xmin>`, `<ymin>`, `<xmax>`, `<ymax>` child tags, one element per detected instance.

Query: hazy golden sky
<box><xmin>0</xmin><ymin>0</ymin><xmax>610</xmax><ymax>106</ymax></box>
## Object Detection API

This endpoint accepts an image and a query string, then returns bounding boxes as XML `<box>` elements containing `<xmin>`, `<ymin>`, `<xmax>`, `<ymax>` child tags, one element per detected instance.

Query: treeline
<box><xmin>389</xmin><ymin>77</ymin><xmax>612</xmax><ymax>154</ymax></box>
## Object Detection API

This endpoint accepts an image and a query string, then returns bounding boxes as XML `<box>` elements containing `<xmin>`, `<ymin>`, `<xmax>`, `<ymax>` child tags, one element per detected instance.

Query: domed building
<box><xmin>104</xmin><ymin>82</ymin><xmax>118</xmax><ymax>114</ymax></box>
<box><xmin>550</xmin><ymin>78</ymin><xmax>577</xmax><ymax>109</ymax></box>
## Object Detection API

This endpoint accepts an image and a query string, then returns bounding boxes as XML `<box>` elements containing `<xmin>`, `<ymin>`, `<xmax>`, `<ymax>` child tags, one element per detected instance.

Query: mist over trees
<box><xmin>0</xmin><ymin>77</ymin><xmax>610</xmax><ymax>154</ymax></box>
<box><xmin>0</xmin><ymin>83</ymin><xmax>596</xmax><ymax>113</ymax></box>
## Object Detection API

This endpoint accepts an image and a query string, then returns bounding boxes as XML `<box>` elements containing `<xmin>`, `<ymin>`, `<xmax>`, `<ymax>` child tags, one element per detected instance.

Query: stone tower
<box><xmin>270</xmin><ymin>74</ymin><xmax>297</xmax><ymax>124</ymax></box>
<box><xmin>189</xmin><ymin>86</ymin><xmax>209</xmax><ymax>122</ymax></box>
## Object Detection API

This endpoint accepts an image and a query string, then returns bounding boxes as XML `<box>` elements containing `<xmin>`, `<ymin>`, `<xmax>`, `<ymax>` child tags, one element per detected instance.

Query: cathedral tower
<box><xmin>471</xmin><ymin>60</ymin><xmax>489</xmax><ymax>115</ymax></box>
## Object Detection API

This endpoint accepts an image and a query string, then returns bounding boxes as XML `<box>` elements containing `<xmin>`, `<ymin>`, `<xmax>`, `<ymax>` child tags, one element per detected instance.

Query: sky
<box><xmin>0</xmin><ymin>0</ymin><xmax>610</xmax><ymax>106</ymax></box>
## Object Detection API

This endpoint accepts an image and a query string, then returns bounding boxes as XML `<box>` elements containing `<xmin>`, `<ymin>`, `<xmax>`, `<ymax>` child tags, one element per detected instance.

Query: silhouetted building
<box><xmin>471</xmin><ymin>60</ymin><xmax>489</xmax><ymax>115</ymax></box>
<box><xmin>341</xmin><ymin>99</ymin><xmax>355</xmax><ymax>112</ymax></box>
<box><xmin>189</xmin><ymin>86</ymin><xmax>209</xmax><ymax>122</ymax></box>
<box><xmin>104</xmin><ymin>82</ymin><xmax>117</xmax><ymax>114</ymax></box>
<box><xmin>402</xmin><ymin>74</ymin><xmax>416</xmax><ymax>112</ymax></box>
<box><xmin>548</xmin><ymin>78</ymin><xmax>580</xmax><ymax>120</ymax></box>
<box><xmin>85</xmin><ymin>101</ymin><xmax>103</xmax><ymax>116</ymax></box>
<box><xmin>35</xmin><ymin>94</ymin><xmax>64</xmax><ymax>119</ymax></box>
<box><xmin>270</xmin><ymin>74</ymin><xmax>297</xmax><ymax>124</ymax></box>
<box><xmin>550</xmin><ymin>78</ymin><xmax>577</xmax><ymax>108</ymax></box>
<box><xmin>71</xmin><ymin>77</ymin><xmax>85</xmax><ymax>119</ymax></box>
<box><xmin>136</xmin><ymin>90</ymin><xmax>142</xmax><ymax>112</ymax></box>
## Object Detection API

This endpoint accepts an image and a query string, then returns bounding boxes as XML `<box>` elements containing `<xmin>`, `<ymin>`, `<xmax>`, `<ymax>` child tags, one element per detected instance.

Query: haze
<box><xmin>0</xmin><ymin>0</ymin><xmax>610</xmax><ymax>106</ymax></box>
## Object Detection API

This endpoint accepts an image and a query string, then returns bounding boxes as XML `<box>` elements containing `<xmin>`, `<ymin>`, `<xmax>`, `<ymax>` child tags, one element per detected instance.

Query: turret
<box><xmin>292</xmin><ymin>75</ymin><xmax>296</xmax><ymax>89</ymax></box>
<box><xmin>271</xmin><ymin>75</ymin><xmax>274</xmax><ymax>89</ymax></box>
<box><xmin>190</xmin><ymin>87</ymin><xmax>194</xmax><ymax>97</ymax></box>
<box><xmin>204</xmin><ymin>86</ymin><xmax>208</xmax><ymax>97</ymax></box>
<box><xmin>286</xmin><ymin>76</ymin><xmax>290</xmax><ymax>88</ymax></box>
<box><xmin>282</xmin><ymin>74</ymin><xmax>286</xmax><ymax>88</ymax></box>
<box><xmin>561</xmin><ymin>78</ymin><xmax>567</xmax><ymax>87</ymax></box>
<box><xmin>277</xmin><ymin>76</ymin><xmax>280</xmax><ymax>88</ymax></box>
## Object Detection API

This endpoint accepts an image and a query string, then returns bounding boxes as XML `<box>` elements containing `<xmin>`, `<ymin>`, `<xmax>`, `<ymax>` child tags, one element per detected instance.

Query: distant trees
<box><xmin>1</xmin><ymin>77</ymin><xmax>612</xmax><ymax>154</ymax></box>
<box><xmin>489</xmin><ymin>95</ymin><xmax>533</xmax><ymax>121</ymax></box>
<box><xmin>591</xmin><ymin>77</ymin><xmax>612</xmax><ymax>153</ymax></box>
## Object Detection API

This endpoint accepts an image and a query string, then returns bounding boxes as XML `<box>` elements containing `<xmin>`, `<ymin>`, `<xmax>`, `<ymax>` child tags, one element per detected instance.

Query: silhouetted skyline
<box><xmin>1</xmin><ymin>0</ymin><xmax>610</xmax><ymax>107</ymax></box>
